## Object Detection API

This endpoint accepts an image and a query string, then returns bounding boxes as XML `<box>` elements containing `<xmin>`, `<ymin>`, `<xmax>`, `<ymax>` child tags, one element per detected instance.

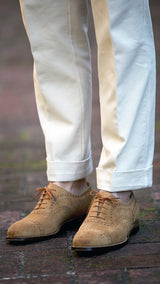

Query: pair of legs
<box><xmin>7</xmin><ymin>0</ymin><xmax>156</xmax><ymax>250</ymax></box>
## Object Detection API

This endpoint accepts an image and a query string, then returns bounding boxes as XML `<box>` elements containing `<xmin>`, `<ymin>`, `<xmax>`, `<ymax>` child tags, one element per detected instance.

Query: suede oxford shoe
<box><xmin>72</xmin><ymin>190</ymin><xmax>139</xmax><ymax>252</ymax></box>
<box><xmin>7</xmin><ymin>182</ymin><xmax>92</xmax><ymax>242</ymax></box>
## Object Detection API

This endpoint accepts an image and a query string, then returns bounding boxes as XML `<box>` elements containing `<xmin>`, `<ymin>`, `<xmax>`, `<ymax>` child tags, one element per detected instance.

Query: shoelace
<box><xmin>32</xmin><ymin>186</ymin><xmax>56</xmax><ymax>210</ymax></box>
<box><xmin>89</xmin><ymin>190</ymin><xmax>119</xmax><ymax>220</ymax></box>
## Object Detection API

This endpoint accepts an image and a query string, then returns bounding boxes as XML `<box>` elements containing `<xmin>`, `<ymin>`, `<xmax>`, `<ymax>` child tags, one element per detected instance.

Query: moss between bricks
<box><xmin>140</xmin><ymin>208</ymin><xmax>160</xmax><ymax>220</ymax></box>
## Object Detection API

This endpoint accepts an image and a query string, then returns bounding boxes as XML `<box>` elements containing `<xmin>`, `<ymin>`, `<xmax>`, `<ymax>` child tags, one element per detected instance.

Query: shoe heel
<box><xmin>131</xmin><ymin>220</ymin><xmax>139</xmax><ymax>235</ymax></box>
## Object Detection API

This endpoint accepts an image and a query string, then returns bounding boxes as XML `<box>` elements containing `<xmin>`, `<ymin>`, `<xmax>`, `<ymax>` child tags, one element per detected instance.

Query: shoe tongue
<box><xmin>48</xmin><ymin>182</ymin><xmax>65</xmax><ymax>192</ymax></box>
<box><xmin>99</xmin><ymin>190</ymin><xmax>115</xmax><ymax>199</ymax></box>
<box><xmin>47</xmin><ymin>182</ymin><xmax>55</xmax><ymax>190</ymax></box>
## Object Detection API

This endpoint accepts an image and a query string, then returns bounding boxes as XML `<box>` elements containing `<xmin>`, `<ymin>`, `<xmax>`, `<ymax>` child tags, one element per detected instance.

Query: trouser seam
<box><xmin>67</xmin><ymin>0</ymin><xmax>84</xmax><ymax>160</ymax></box>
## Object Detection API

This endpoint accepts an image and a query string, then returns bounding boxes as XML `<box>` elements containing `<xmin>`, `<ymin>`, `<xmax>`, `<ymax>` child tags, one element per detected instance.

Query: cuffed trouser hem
<box><xmin>47</xmin><ymin>156</ymin><xmax>93</xmax><ymax>182</ymax></box>
<box><xmin>96</xmin><ymin>166</ymin><xmax>153</xmax><ymax>192</ymax></box>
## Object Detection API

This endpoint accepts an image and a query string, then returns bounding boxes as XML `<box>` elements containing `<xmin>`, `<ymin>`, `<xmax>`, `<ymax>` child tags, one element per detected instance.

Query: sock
<box><xmin>52</xmin><ymin>178</ymin><xmax>88</xmax><ymax>195</ymax></box>
<box><xmin>112</xmin><ymin>191</ymin><xmax>132</xmax><ymax>202</ymax></box>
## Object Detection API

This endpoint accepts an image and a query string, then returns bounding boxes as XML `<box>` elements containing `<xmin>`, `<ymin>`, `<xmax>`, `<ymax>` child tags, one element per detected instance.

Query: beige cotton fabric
<box><xmin>19</xmin><ymin>0</ymin><xmax>156</xmax><ymax>192</ymax></box>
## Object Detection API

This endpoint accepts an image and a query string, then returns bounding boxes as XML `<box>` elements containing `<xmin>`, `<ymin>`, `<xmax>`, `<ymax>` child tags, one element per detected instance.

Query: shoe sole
<box><xmin>6</xmin><ymin>216</ymin><xmax>85</xmax><ymax>243</ymax></box>
<box><xmin>72</xmin><ymin>220</ymin><xmax>139</xmax><ymax>252</ymax></box>
<box><xmin>6</xmin><ymin>233</ymin><xmax>59</xmax><ymax>243</ymax></box>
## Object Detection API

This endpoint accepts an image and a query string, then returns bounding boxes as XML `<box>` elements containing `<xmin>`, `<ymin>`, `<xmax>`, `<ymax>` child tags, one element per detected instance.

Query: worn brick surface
<box><xmin>23</xmin><ymin>249</ymin><xmax>70</xmax><ymax>276</ymax></box>
<box><xmin>0</xmin><ymin>275</ymin><xmax>72</xmax><ymax>284</ymax></box>
<box><xmin>0</xmin><ymin>0</ymin><xmax>160</xmax><ymax>283</ymax></box>
<box><xmin>0</xmin><ymin>211</ymin><xmax>21</xmax><ymax>234</ymax></box>
<box><xmin>0</xmin><ymin>253</ymin><xmax>19</xmax><ymax>278</ymax></box>
<box><xmin>1</xmin><ymin>236</ymin><xmax>67</xmax><ymax>254</ymax></box>
<box><xmin>128</xmin><ymin>268</ymin><xmax>160</xmax><ymax>284</ymax></box>
<box><xmin>108</xmin><ymin>243</ymin><xmax>160</xmax><ymax>257</ymax></box>
<box><xmin>74</xmin><ymin>254</ymin><xmax>160</xmax><ymax>272</ymax></box>
<box><xmin>0</xmin><ymin>174</ymin><xmax>48</xmax><ymax>211</ymax></box>
<box><xmin>128</xmin><ymin>220</ymin><xmax>160</xmax><ymax>243</ymax></box>
<box><xmin>77</xmin><ymin>270</ymin><xmax>125</xmax><ymax>284</ymax></box>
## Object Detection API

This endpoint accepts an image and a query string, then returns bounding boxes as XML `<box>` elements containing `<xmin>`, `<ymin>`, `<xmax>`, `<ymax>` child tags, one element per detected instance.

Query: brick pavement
<box><xmin>0</xmin><ymin>0</ymin><xmax>160</xmax><ymax>283</ymax></box>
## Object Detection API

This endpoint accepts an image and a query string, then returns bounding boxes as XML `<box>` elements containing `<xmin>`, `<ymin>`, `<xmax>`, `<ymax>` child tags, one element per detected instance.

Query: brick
<box><xmin>0</xmin><ymin>211</ymin><xmax>21</xmax><ymax>234</ymax></box>
<box><xmin>129</xmin><ymin>220</ymin><xmax>160</xmax><ymax>243</ymax></box>
<box><xmin>128</xmin><ymin>268</ymin><xmax>160</xmax><ymax>284</ymax></box>
<box><xmin>74</xmin><ymin>243</ymin><xmax>160</xmax><ymax>272</ymax></box>
<box><xmin>0</xmin><ymin>178</ymin><xmax>32</xmax><ymax>211</ymax></box>
<box><xmin>0</xmin><ymin>174</ymin><xmax>47</xmax><ymax>211</ymax></box>
<box><xmin>78</xmin><ymin>270</ymin><xmax>125</xmax><ymax>284</ymax></box>
<box><xmin>153</xmin><ymin>168</ymin><xmax>160</xmax><ymax>185</ymax></box>
<box><xmin>0</xmin><ymin>253</ymin><xmax>19</xmax><ymax>278</ymax></box>
<box><xmin>0</xmin><ymin>275</ymin><xmax>72</xmax><ymax>284</ymax></box>
<box><xmin>139</xmin><ymin>202</ymin><xmax>156</xmax><ymax>211</ymax></box>
<box><xmin>0</xmin><ymin>178</ymin><xmax>23</xmax><ymax>195</ymax></box>
<box><xmin>74</xmin><ymin>254</ymin><xmax>160</xmax><ymax>272</ymax></box>
<box><xmin>153</xmin><ymin>192</ymin><xmax>160</xmax><ymax>201</ymax></box>
<box><xmin>0</xmin><ymin>142</ymin><xmax>46</xmax><ymax>176</ymax></box>
<box><xmin>105</xmin><ymin>243</ymin><xmax>160</xmax><ymax>257</ymax></box>
<box><xmin>134</xmin><ymin>189</ymin><xmax>153</xmax><ymax>204</ymax></box>
<box><xmin>0</xmin><ymin>199</ymin><xmax>36</xmax><ymax>212</ymax></box>
<box><xmin>1</xmin><ymin>235</ymin><xmax>67</xmax><ymax>254</ymax></box>
<box><xmin>139</xmin><ymin>210</ymin><xmax>160</xmax><ymax>221</ymax></box>
<box><xmin>23</xmin><ymin>249</ymin><xmax>70</xmax><ymax>275</ymax></box>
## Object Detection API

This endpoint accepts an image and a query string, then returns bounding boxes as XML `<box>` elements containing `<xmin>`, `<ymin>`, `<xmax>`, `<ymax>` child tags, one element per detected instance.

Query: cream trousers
<box><xmin>19</xmin><ymin>0</ymin><xmax>156</xmax><ymax>192</ymax></box>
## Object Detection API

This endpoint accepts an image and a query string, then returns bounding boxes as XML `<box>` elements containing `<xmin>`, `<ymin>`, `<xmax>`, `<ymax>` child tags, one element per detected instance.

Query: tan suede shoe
<box><xmin>72</xmin><ymin>190</ymin><xmax>139</xmax><ymax>251</ymax></box>
<box><xmin>7</xmin><ymin>182</ymin><xmax>92</xmax><ymax>242</ymax></box>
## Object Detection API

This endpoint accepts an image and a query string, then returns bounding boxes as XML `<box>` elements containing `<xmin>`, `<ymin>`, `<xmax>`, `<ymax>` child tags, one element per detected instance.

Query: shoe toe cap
<box><xmin>7</xmin><ymin>218</ymin><xmax>41</xmax><ymax>239</ymax></box>
<box><xmin>73</xmin><ymin>226</ymin><xmax>112</xmax><ymax>248</ymax></box>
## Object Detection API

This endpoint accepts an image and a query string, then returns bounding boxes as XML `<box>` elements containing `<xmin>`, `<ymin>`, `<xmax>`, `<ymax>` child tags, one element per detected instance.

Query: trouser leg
<box><xmin>19</xmin><ymin>0</ymin><xmax>93</xmax><ymax>181</ymax></box>
<box><xmin>91</xmin><ymin>0</ymin><xmax>156</xmax><ymax>191</ymax></box>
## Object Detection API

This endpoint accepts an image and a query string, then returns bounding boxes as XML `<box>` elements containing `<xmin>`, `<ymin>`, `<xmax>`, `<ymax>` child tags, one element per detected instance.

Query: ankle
<box><xmin>52</xmin><ymin>178</ymin><xmax>88</xmax><ymax>195</ymax></box>
<box><xmin>100</xmin><ymin>189</ymin><xmax>132</xmax><ymax>202</ymax></box>
<box><xmin>112</xmin><ymin>191</ymin><xmax>132</xmax><ymax>202</ymax></box>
